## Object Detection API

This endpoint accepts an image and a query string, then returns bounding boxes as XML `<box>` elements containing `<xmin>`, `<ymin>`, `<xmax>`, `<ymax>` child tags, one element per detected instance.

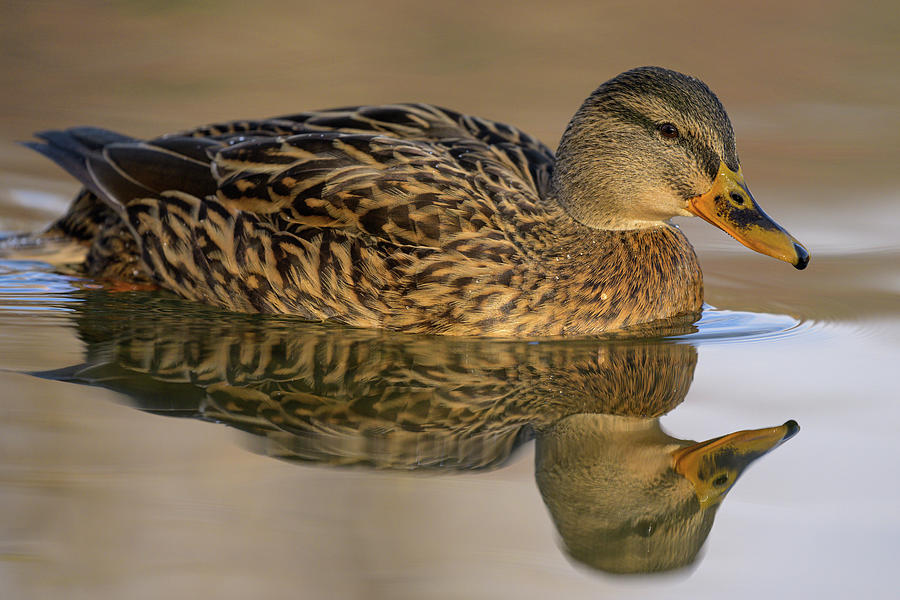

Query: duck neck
<box><xmin>540</xmin><ymin>208</ymin><xmax>695</xmax><ymax>279</ymax></box>
<box><xmin>528</xmin><ymin>203</ymin><xmax>703</xmax><ymax>332</ymax></box>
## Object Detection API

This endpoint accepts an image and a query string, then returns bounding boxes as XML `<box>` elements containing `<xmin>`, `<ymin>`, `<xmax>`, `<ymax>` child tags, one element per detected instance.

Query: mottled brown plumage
<box><xmin>22</xmin><ymin>67</ymin><xmax>807</xmax><ymax>335</ymax></box>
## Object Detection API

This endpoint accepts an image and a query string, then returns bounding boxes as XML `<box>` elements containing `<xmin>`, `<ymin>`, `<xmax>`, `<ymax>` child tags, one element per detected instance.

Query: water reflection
<box><xmin>38</xmin><ymin>290</ymin><xmax>797</xmax><ymax>575</ymax></box>
<box><xmin>537</xmin><ymin>416</ymin><xmax>796</xmax><ymax>573</ymax></box>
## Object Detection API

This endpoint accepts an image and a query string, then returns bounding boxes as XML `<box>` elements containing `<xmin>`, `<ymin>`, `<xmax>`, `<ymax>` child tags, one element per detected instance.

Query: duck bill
<box><xmin>672</xmin><ymin>420</ymin><xmax>799</xmax><ymax>508</ymax></box>
<box><xmin>687</xmin><ymin>163</ymin><xmax>809</xmax><ymax>270</ymax></box>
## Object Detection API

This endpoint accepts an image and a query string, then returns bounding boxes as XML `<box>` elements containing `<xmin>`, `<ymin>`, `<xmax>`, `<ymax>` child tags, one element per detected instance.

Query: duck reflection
<box><xmin>41</xmin><ymin>291</ymin><xmax>797</xmax><ymax>575</ymax></box>
<box><xmin>537</xmin><ymin>415</ymin><xmax>796</xmax><ymax>573</ymax></box>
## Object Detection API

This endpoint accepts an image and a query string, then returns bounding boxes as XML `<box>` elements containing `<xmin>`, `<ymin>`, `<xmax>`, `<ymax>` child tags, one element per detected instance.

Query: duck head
<box><xmin>553</xmin><ymin>66</ymin><xmax>809</xmax><ymax>269</ymax></box>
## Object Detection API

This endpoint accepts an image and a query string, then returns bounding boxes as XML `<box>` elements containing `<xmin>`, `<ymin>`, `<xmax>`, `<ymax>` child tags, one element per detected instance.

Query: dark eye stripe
<box><xmin>691</xmin><ymin>140</ymin><xmax>722</xmax><ymax>180</ymax></box>
<box><xmin>606</xmin><ymin>99</ymin><xmax>656</xmax><ymax>133</ymax></box>
<box><xmin>607</xmin><ymin>99</ymin><xmax>724</xmax><ymax>180</ymax></box>
<box><xmin>722</xmin><ymin>137</ymin><xmax>739</xmax><ymax>172</ymax></box>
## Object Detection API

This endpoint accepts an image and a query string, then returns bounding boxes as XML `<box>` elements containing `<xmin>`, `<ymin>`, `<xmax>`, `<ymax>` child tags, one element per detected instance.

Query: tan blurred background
<box><xmin>1</xmin><ymin>0</ymin><xmax>897</xmax><ymax>193</ymax></box>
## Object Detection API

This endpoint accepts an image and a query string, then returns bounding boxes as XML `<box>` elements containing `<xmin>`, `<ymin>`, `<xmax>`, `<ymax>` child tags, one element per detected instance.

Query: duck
<box><xmin>38</xmin><ymin>290</ymin><xmax>799</xmax><ymax>573</ymax></box>
<box><xmin>22</xmin><ymin>66</ymin><xmax>809</xmax><ymax>336</ymax></box>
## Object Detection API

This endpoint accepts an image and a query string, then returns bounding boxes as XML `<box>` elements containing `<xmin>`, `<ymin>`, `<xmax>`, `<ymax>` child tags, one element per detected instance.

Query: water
<box><xmin>1</xmin><ymin>2</ymin><xmax>899</xmax><ymax>598</ymax></box>
<box><xmin>3</xmin><ymin>248</ymin><xmax>895</xmax><ymax>599</ymax></box>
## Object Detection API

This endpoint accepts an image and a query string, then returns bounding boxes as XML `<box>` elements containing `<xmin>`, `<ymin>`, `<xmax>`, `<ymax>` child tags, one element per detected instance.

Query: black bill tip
<box><xmin>793</xmin><ymin>244</ymin><xmax>810</xmax><ymax>270</ymax></box>
<box><xmin>782</xmin><ymin>419</ymin><xmax>801</xmax><ymax>440</ymax></box>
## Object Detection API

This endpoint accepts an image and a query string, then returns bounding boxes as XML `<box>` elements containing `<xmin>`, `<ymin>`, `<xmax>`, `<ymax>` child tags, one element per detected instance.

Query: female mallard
<box><xmin>23</xmin><ymin>66</ymin><xmax>808</xmax><ymax>336</ymax></box>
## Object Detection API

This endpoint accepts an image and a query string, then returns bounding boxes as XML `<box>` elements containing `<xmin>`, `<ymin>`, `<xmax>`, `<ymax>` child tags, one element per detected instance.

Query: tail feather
<box><xmin>25</xmin><ymin>127</ymin><xmax>222</xmax><ymax>212</ymax></box>
<box><xmin>61</xmin><ymin>127</ymin><xmax>137</xmax><ymax>150</ymax></box>
<box><xmin>23</xmin><ymin>138</ymin><xmax>101</xmax><ymax>198</ymax></box>
<box><xmin>24</xmin><ymin>130</ymin><xmax>141</xmax><ymax>220</ymax></box>
<box><xmin>35</xmin><ymin>127</ymin><xmax>136</xmax><ymax>152</ymax></box>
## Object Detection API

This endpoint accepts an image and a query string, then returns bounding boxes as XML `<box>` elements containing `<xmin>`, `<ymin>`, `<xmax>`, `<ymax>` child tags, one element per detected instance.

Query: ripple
<box><xmin>0</xmin><ymin>260</ymin><xmax>85</xmax><ymax>314</ymax></box>
<box><xmin>668</xmin><ymin>307</ymin><xmax>818</xmax><ymax>345</ymax></box>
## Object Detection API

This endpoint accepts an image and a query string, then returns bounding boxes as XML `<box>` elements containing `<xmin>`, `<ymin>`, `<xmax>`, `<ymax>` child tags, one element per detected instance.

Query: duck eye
<box><xmin>635</xmin><ymin>519</ymin><xmax>655</xmax><ymax>538</ymax></box>
<box><xmin>657</xmin><ymin>122</ymin><xmax>679</xmax><ymax>139</ymax></box>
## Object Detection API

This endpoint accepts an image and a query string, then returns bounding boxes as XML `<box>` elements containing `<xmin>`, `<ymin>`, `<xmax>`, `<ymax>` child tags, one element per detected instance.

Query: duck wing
<box><xmin>28</xmin><ymin>105</ymin><xmax>559</xmax><ymax>329</ymax></box>
<box><xmin>211</xmin><ymin>131</ymin><xmax>543</xmax><ymax>249</ymax></box>
<box><xmin>184</xmin><ymin>103</ymin><xmax>555</xmax><ymax>198</ymax></box>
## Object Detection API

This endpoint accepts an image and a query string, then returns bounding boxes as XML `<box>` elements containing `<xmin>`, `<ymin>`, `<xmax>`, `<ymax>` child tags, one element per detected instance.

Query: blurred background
<box><xmin>2</xmin><ymin>0</ymin><xmax>897</xmax><ymax>195</ymax></box>
<box><xmin>1</xmin><ymin>1</ymin><xmax>898</xmax><ymax>599</ymax></box>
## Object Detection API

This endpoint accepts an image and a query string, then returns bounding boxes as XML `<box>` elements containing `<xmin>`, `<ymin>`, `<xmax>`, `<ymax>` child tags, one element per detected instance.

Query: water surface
<box><xmin>1</xmin><ymin>2</ymin><xmax>899</xmax><ymax>599</ymax></box>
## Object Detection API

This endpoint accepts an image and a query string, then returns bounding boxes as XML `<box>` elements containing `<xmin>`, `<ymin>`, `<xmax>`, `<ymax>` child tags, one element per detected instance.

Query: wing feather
<box><xmin>29</xmin><ymin>104</ymin><xmax>560</xmax><ymax>329</ymax></box>
<box><xmin>211</xmin><ymin>131</ymin><xmax>545</xmax><ymax>254</ymax></box>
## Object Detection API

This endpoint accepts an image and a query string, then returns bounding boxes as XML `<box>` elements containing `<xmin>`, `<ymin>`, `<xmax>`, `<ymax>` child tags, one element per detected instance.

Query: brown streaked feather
<box><xmin>28</xmin><ymin>102</ymin><xmax>702</xmax><ymax>336</ymax></box>
<box><xmin>44</xmin><ymin>188</ymin><xmax>114</xmax><ymax>242</ymax></box>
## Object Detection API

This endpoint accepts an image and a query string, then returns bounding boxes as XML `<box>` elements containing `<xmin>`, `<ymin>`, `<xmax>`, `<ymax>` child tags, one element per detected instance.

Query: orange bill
<box><xmin>671</xmin><ymin>420</ymin><xmax>799</xmax><ymax>508</ymax></box>
<box><xmin>687</xmin><ymin>162</ymin><xmax>809</xmax><ymax>269</ymax></box>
